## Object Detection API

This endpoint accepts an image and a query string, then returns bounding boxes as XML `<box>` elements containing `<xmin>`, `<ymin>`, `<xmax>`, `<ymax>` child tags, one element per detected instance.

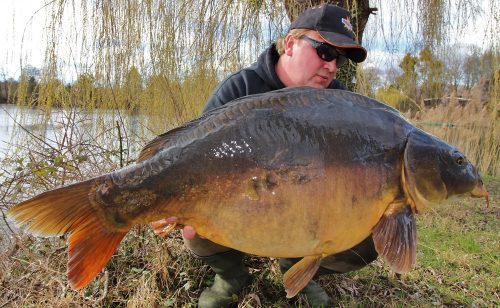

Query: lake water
<box><xmin>0</xmin><ymin>104</ymin><xmax>31</xmax><ymax>156</ymax></box>
<box><xmin>0</xmin><ymin>104</ymin><xmax>149</xmax><ymax>160</ymax></box>
<box><xmin>0</xmin><ymin>103</ymin><xmax>148</xmax><ymax>246</ymax></box>
<box><xmin>0</xmin><ymin>104</ymin><xmax>74</xmax><ymax>159</ymax></box>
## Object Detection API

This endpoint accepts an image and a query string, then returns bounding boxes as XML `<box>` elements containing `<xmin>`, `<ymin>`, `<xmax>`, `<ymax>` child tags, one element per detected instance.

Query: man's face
<box><xmin>282</xmin><ymin>30</ymin><xmax>340</xmax><ymax>89</ymax></box>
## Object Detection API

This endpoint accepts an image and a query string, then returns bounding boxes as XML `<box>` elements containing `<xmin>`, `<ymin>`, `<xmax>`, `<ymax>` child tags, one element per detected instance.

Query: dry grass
<box><xmin>1</xmin><ymin>177</ymin><xmax>497</xmax><ymax>307</ymax></box>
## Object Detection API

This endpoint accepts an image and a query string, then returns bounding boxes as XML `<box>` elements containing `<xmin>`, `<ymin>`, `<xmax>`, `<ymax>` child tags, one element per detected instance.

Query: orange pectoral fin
<box><xmin>283</xmin><ymin>255</ymin><xmax>322</xmax><ymax>298</ymax></box>
<box><xmin>150</xmin><ymin>217</ymin><xmax>178</xmax><ymax>238</ymax></box>
<box><xmin>372</xmin><ymin>203</ymin><xmax>416</xmax><ymax>274</ymax></box>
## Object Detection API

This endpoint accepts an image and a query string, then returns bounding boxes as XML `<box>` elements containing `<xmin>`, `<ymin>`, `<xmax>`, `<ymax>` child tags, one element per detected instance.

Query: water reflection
<box><xmin>0</xmin><ymin>104</ymin><xmax>147</xmax><ymax>160</ymax></box>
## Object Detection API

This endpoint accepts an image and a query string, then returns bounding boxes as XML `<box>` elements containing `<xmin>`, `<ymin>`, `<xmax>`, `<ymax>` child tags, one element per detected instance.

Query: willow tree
<box><xmin>25</xmin><ymin>0</ymin><xmax>494</xmax><ymax>109</ymax></box>
<box><xmin>6</xmin><ymin>0</ymin><xmax>499</xmax><ymax>172</ymax></box>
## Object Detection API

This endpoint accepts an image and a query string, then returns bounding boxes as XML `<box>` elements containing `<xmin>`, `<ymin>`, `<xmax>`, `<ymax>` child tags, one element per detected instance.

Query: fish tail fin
<box><xmin>67</xmin><ymin>218</ymin><xmax>126</xmax><ymax>289</ymax></box>
<box><xmin>7</xmin><ymin>178</ymin><xmax>128</xmax><ymax>289</ymax></box>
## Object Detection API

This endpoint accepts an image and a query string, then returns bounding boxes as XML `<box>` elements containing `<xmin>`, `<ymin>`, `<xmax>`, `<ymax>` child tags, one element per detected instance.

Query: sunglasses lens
<box><xmin>316</xmin><ymin>44</ymin><xmax>336</xmax><ymax>62</ymax></box>
<box><xmin>316</xmin><ymin>44</ymin><xmax>347</xmax><ymax>66</ymax></box>
<box><xmin>302</xmin><ymin>36</ymin><xmax>349</xmax><ymax>66</ymax></box>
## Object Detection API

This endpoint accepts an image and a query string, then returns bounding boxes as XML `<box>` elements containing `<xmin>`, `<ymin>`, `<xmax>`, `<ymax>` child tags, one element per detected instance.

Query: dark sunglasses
<box><xmin>301</xmin><ymin>36</ymin><xmax>348</xmax><ymax>66</ymax></box>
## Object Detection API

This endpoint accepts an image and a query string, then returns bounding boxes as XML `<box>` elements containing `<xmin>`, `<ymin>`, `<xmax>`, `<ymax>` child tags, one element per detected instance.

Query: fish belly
<box><xmin>168</xmin><ymin>163</ymin><xmax>400</xmax><ymax>258</ymax></box>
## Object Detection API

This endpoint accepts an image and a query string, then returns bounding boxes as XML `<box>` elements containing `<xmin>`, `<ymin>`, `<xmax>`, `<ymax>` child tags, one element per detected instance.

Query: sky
<box><xmin>0</xmin><ymin>0</ymin><xmax>497</xmax><ymax>82</ymax></box>
<box><xmin>0</xmin><ymin>0</ymin><xmax>49</xmax><ymax>79</ymax></box>
<box><xmin>361</xmin><ymin>0</ymin><xmax>497</xmax><ymax>70</ymax></box>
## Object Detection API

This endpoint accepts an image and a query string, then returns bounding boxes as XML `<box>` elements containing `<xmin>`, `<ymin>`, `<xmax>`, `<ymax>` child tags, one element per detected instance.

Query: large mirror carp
<box><xmin>7</xmin><ymin>87</ymin><xmax>489</xmax><ymax>297</ymax></box>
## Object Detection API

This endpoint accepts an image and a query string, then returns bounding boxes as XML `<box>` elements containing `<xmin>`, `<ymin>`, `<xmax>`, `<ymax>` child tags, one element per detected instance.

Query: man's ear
<box><xmin>284</xmin><ymin>34</ymin><xmax>295</xmax><ymax>56</ymax></box>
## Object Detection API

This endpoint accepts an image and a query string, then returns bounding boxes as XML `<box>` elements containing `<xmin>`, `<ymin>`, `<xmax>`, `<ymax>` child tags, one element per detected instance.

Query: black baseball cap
<box><xmin>290</xmin><ymin>4</ymin><xmax>367</xmax><ymax>63</ymax></box>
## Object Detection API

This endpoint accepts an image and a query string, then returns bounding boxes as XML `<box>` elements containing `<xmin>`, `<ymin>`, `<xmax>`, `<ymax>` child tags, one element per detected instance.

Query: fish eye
<box><xmin>451</xmin><ymin>151</ymin><xmax>466</xmax><ymax>166</ymax></box>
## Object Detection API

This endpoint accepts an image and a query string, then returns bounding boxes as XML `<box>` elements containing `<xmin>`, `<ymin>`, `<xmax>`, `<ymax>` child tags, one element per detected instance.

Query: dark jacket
<box><xmin>202</xmin><ymin>44</ymin><xmax>346</xmax><ymax>113</ymax></box>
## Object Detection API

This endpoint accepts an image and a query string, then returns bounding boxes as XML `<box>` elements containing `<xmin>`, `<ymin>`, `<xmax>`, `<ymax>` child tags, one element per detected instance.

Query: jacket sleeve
<box><xmin>202</xmin><ymin>73</ymin><xmax>249</xmax><ymax>114</ymax></box>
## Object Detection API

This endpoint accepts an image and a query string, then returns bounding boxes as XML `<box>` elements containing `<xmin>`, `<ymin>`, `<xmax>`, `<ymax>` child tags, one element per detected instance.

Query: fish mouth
<box><xmin>470</xmin><ymin>181</ymin><xmax>490</xmax><ymax>208</ymax></box>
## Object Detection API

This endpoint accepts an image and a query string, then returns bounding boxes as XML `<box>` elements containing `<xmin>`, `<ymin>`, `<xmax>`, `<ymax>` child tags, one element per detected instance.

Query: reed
<box><xmin>406</xmin><ymin>85</ymin><xmax>499</xmax><ymax>177</ymax></box>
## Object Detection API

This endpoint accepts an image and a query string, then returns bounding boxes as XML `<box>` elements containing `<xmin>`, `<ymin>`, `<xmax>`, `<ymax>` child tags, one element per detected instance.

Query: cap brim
<box><xmin>319</xmin><ymin>31</ymin><xmax>367</xmax><ymax>63</ymax></box>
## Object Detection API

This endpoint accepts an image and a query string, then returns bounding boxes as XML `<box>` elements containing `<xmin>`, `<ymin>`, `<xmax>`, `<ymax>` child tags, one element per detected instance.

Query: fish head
<box><xmin>403</xmin><ymin>130</ymin><xmax>488</xmax><ymax>212</ymax></box>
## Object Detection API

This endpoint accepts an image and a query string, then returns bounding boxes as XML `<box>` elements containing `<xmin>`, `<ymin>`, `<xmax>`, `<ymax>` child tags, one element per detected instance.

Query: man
<box><xmin>152</xmin><ymin>4</ymin><xmax>378</xmax><ymax>307</ymax></box>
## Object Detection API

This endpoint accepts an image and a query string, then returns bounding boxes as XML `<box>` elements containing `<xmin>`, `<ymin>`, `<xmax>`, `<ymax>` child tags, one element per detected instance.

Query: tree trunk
<box><xmin>283</xmin><ymin>0</ymin><xmax>377</xmax><ymax>91</ymax></box>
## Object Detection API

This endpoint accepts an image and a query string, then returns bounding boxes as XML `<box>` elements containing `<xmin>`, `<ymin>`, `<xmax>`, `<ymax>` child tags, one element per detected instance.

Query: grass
<box><xmin>1</xmin><ymin>177</ymin><xmax>498</xmax><ymax>307</ymax></box>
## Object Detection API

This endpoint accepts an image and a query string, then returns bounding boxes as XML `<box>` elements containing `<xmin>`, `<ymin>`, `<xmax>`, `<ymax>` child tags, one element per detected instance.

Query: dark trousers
<box><xmin>184</xmin><ymin>235</ymin><xmax>378</xmax><ymax>274</ymax></box>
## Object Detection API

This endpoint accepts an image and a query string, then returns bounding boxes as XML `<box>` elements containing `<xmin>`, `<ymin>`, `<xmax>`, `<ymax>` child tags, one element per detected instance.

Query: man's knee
<box><xmin>183</xmin><ymin>234</ymin><xmax>233</xmax><ymax>257</ymax></box>
<box><xmin>320</xmin><ymin>236</ymin><xmax>378</xmax><ymax>273</ymax></box>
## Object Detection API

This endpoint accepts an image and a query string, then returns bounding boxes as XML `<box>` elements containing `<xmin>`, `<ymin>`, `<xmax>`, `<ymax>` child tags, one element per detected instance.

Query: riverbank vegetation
<box><xmin>1</xmin><ymin>0</ymin><xmax>498</xmax><ymax>306</ymax></box>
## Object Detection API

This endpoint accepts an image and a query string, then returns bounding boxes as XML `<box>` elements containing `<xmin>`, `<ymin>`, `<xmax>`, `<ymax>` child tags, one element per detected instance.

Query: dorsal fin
<box><xmin>136</xmin><ymin>107</ymin><xmax>220</xmax><ymax>162</ymax></box>
<box><xmin>135</xmin><ymin>97</ymin><xmax>256</xmax><ymax>162</ymax></box>
<box><xmin>137</xmin><ymin>124</ymin><xmax>195</xmax><ymax>162</ymax></box>
<box><xmin>137</xmin><ymin>87</ymin><xmax>351</xmax><ymax>162</ymax></box>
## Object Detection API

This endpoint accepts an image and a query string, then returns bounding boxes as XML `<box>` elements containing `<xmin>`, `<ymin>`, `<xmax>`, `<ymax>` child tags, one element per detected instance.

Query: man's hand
<box><xmin>150</xmin><ymin>217</ymin><xmax>196</xmax><ymax>239</ymax></box>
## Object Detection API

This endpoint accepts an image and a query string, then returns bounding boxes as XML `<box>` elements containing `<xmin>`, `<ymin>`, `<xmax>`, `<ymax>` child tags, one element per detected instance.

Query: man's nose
<box><xmin>324</xmin><ymin>59</ymin><xmax>337</xmax><ymax>73</ymax></box>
